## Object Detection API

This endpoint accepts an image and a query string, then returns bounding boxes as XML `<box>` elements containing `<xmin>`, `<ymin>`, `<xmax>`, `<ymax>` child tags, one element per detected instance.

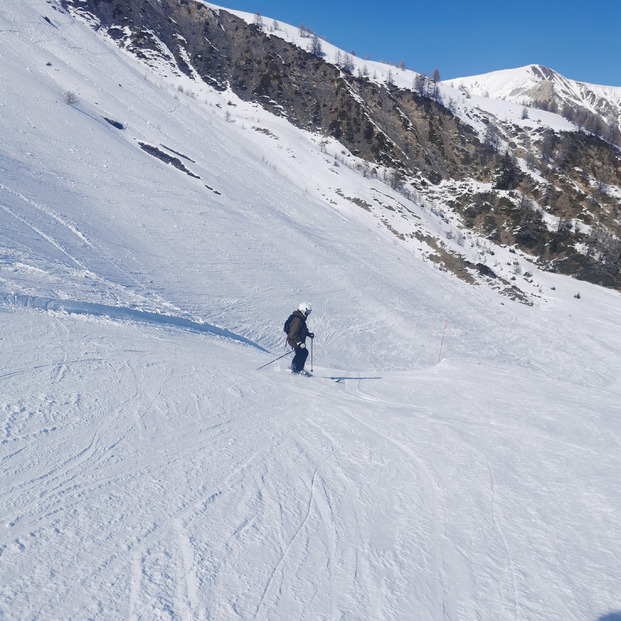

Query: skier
<box><xmin>285</xmin><ymin>302</ymin><xmax>314</xmax><ymax>375</ymax></box>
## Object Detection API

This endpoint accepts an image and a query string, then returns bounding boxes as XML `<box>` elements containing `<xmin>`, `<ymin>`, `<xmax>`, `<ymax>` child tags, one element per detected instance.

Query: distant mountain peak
<box><xmin>529</xmin><ymin>64</ymin><xmax>556</xmax><ymax>77</ymax></box>
<box><xmin>445</xmin><ymin>64</ymin><xmax>621</xmax><ymax>138</ymax></box>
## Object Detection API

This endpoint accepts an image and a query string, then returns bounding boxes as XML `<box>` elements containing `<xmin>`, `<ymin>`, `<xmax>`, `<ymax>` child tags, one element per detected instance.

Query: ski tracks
<box><xmin>123</xmin><ymin>392</ymin><xmax>294</xmax><ymax>620</ymax></box>
<box><xmin>0</xmin><ymin>181</ymin><xmax>144</xmax><ymax>291</ymax></box>
<box><xmin>341</xmin><ymin>405</ymin><xmax>455</xmax><ymax>618</ymax></box>
<box><xmin>336</xmin><ymin>376</ymin><xmax>522</xmax><ymax>620</ymax></box>
<box><xmin>253</xmin><ymin>451</ymin><xmax>336</xmax><ymax>621</ymax></box>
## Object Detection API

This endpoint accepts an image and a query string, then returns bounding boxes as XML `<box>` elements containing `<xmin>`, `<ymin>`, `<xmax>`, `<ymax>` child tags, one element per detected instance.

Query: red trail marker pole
<box><xmin>438</xmin><ymin>319</ymin><xmax>448</xmax><ymax>364</ymax></box>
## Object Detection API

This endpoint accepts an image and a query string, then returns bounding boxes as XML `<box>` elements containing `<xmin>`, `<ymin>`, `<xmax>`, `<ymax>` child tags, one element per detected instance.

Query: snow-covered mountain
<box><xmin>444</xmin><ymin>64</ymin><xmax>621</xmax><ymax>131</ymax></box>
<box><xmin>2</xmin><ymin>1</ymin><xmax>621</xmax><ymax>619</ymax></box>
<box><xmin>56</xmin><ymin>0</ymin><xmax>621</xmax><ymax>293</ymax></box>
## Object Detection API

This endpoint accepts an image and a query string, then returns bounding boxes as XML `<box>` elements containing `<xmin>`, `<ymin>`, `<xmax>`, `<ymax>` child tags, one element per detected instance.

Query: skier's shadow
<box><xmin>597</xmin><ymin>613</ymin><xmax>621</xmax><ymax>621</ymax></box>
<box><xmin>326</xmin><ymin>376</ymin><xmax>382</xmax><ymax>383</ymax></box>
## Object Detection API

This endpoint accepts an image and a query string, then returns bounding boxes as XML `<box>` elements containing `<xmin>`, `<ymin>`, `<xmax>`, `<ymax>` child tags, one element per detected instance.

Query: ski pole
<box><xmin>310</xmin><ymin>337</ymin><xmax>314</xmax><ymax>372</ymax></box>
<box><xmin>257</xmin><ymin>349</ymin><xmax>293</xmax><ymax>371</ymax></box>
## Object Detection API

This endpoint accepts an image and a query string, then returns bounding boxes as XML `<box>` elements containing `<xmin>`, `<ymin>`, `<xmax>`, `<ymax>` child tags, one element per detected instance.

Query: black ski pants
<box><xmin>291</xmin><ymin>346</ymin><xmax>309</xmax><ymax>373</ymax></box>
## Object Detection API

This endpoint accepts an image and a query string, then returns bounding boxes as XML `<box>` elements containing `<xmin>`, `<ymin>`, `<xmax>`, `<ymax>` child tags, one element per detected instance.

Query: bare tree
<box><xmin>64</xmin><ymin>90</ymin><xmax>79</xmax><ymax>105</ymax></box>
<box><xmin>309</xmin><ymin>34</ymin><xmax>323</xmax><ymax>57</ymax></box>
<box><xmin>342</xmin><ymin>53</ymin><xmax>355</xmax><ymax>74</ymax></box>
<box><xmin>540</xmin><ymin>132</ymin><xmax>556</xmax><ymax>161</ymax></box>
<box><xmin>483</xmin><ymin>122</ymin><xmax>500</xmax><ymax>152</ymax></box>
<box><xmin>431</xmin><ymin>68</ymin><xmax>441</xmax><ymax>101</ymax></box>
<box><xmin>414</xmin><ymin>72</ymin><xmax>427</xmax><ymax>96</ymax></box>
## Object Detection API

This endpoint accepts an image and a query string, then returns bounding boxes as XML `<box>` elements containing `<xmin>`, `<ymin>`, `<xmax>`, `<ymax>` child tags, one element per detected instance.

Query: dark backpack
<box><xmin>283</xmin><ymin>313</ymin><xmax>295</xmax><ymax>334</ymax></box>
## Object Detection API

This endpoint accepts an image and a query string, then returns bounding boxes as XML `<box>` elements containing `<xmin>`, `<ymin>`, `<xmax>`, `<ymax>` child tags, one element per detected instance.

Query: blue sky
<box><xmin>213</xmin><ymin>0</ymin><xmax>621</xmax><ymax>86</ymax></box>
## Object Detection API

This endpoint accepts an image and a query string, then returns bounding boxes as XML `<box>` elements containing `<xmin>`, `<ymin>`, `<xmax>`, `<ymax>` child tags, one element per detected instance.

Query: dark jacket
<box><xmin>287</xmin><ymin>310</ymin><xmax>309</xmax><ymax>349</ymax></box>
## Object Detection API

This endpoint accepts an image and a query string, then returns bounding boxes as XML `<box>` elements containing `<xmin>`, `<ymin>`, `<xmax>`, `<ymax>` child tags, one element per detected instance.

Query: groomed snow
<box><xmin>1</xmin><ymin>2</ymin><xmax>620</xmax><ymax>620</ymax></box>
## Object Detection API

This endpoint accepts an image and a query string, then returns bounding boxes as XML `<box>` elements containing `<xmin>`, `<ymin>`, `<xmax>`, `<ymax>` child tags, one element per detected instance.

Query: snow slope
<box><xmin>1</xmin><ymin>1</ymin><xmax>620</xmax><ymax>620</ymax></box>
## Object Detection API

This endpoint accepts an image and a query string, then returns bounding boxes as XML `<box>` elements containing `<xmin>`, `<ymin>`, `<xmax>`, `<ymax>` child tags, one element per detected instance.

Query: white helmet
<box><xmin>298</xmin><ymin>302</ymin><xmax>312</xmax><ymax>316</ymax></box>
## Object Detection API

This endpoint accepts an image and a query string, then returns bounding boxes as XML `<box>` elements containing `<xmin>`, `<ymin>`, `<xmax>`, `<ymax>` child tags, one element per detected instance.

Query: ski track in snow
<box><xmin>253</xmin><ymin>450</ymin><xmax>336</xmax><ymax>621</ymax></box>
<box><xmin>0</xmin><ymin>181</ymin><xmax>144</xmax><ymax>292</ymax></box>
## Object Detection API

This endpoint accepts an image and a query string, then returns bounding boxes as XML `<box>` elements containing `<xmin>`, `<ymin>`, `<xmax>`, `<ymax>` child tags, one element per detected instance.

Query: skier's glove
<box><xmin>308</xmin><ymin>332</ymin><xmax>315</xmax><ymax>339</ymax></box>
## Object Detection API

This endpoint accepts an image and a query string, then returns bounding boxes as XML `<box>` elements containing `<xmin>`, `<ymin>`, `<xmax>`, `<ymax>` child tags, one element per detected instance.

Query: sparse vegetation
<box><xmin>64</xmin><ymin>90</ymin><xmax>79</xmax><ymax>105</ymax></box>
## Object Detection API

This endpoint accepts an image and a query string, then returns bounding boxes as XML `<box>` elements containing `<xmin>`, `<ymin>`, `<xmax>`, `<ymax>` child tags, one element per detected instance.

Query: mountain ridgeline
<box><xmin>61</xmin><ymin>0</ymin><xmax>621</xmax><ymax>290</ymax></box>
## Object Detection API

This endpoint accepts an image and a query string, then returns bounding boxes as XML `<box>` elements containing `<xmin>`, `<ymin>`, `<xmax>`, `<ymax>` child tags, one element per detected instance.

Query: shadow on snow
<box><xmin>1</xmin><ymin>292</ymin><xmax>268</xmax><ymax>352</ymax></box>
